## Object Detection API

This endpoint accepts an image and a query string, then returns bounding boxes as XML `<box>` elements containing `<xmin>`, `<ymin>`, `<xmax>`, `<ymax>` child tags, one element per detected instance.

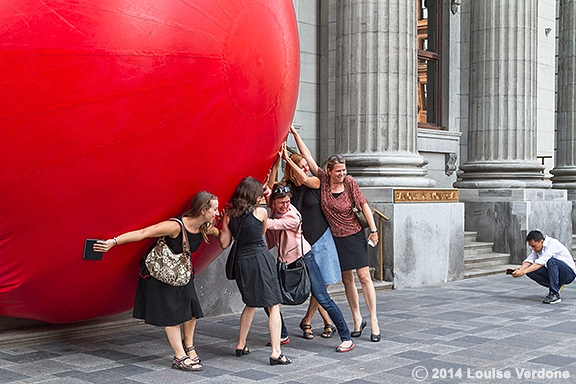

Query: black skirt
<box><xmin>133</xmin><ymin>274</ymin><xmax>203</xmax><ymax>326</ymax></box>
<box><xmin>333</xmin><ymin>229</ymin><xmax>369</xmax><ymax>271</ymax></box>
<box><xmin>234</xmin><ymin>244</ymin><xmax>282</xmax><ymax>308</ymax></box>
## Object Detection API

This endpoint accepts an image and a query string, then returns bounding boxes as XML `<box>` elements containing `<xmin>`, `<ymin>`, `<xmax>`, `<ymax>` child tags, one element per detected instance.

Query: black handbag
<box><xmin>276</xmin><ymin>213</ymin><xmax>311</xmax><ymax>305</ymax></box>
<box><xmin>344</xmin><ymin>177</ymin><xmax>370</xmax><ymax>229</ymax></box>
<box><xmin>225</xmin><ymin>209</ymin><xmax>250</xmax><ymax>280</ymax></box>
<box><xmin>277</xmin><ymin>256</ymin><xmax>311</xmax><ymax>305</ymax></box>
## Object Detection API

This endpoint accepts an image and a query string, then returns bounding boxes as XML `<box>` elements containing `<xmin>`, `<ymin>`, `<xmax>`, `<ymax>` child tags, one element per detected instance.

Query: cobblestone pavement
<box><xmin>2</xmin><ymin>274</ymin><xmax>576</xmax><ymax>383</ymax></box>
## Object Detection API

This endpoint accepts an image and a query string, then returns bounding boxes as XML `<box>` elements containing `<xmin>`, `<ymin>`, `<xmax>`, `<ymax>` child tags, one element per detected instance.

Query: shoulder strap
<box><xmin>343</xmin><ymin>176</ymin><xmax>357</xmax><ymax>208</ymax></box>
<box><xmin>169</xmin><ymin>218</ymin><xmax>191</xmax><ymax>256</ymax></box>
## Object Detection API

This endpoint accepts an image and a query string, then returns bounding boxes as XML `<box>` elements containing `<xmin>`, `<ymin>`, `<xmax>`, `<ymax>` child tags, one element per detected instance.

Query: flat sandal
<box><xmin>182</xmin><ymin>341</ymin><xmax>201</xmax><ymax>363</ymax></box>
<box><xmin>171</xmin><ymin>355</ymin><xmax>203</xmax><ymax>371</ymax></box>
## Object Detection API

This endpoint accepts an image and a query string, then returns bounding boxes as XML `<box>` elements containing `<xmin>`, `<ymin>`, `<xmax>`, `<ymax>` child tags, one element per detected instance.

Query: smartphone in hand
<box><xmin>83</xmin><ymin>239</ymin><xmax>104</xmax><ymax>260</ymax></box>
<box><xmin>506</xmin><ymin>268</ymin><xmax>515</xmax><ymax>275</ymax></box>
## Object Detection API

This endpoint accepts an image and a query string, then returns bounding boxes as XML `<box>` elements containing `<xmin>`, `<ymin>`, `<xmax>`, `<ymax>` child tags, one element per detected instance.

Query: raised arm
<box><xmin>265</xmin><ymin>149</ymin><xmax>283</xmax><ymax>190</ymax></box>
<box><xmin>283</xmin><ymin>148</ymin><xmax>320</xmax><ymax>189</ymax></box>
<box><xmin>219</xmin><ymin>212</ymin><xmax>233</xmax><ymax>249</ymax></box>
<box><xmin>290</xmin><ymin>125</ymin><xmax>320</xmax><ymax>176</ymax></box>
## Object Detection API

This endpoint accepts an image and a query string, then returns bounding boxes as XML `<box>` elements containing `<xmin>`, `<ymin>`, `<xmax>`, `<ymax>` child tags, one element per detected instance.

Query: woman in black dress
<box><xmin>219</xmin><ymin>176</ymin><xmax>291</xmax><ymax>366</ymax></box>
<box><xmin>93</xmin><ymin>191</ymin><xmax>220</xmax><ymax>371</ymax></box>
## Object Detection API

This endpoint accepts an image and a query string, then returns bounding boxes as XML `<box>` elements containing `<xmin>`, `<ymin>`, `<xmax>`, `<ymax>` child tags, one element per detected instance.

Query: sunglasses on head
<box><xmin>328</xmin><ymin>154</ymin><xmax>344</xmax><ymax>162</ymax></box>
<box><xmin>272</xmin><ymin>186</ymin><xmax>291</xmax><ymax>196</ymax></box>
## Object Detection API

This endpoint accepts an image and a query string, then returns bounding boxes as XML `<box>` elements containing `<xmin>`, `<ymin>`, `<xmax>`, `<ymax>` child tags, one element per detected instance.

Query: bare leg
<box><xmin>356</xmin><ymin>266</ymin><xmax>380</xmax><ymax>335</ymax></box>
<box><xmin>301</xmin><ymin>296</ymin><xmax>320</xmax><ymax>325</ymax></box>
<box><xmin>267</xmin><ymin>304</ymin><xmax>282</xmax><ymax>359</ymax></box>
<box><xmin>182</xmin><ymin>318</ymin><xmax>199</xmax><ymax>360</ymax></box>
<box><xmin>318</xmin><ymin>291</ymin><xmax>332</xmax><ymax>326</ymax></box>
<box><xmin>236</xmin><ymin>306</ymin><xmax>255</xmax><ymax>350</ymax></box>
<box><xmin>341</xmin><ymin>270</ymin><xmax>362</xmax><ymax>330</ymax></box>
<box><xmin>165</xmin><ymin>324</ymin><xmax>186</xmax><ymax>358</ymax></box>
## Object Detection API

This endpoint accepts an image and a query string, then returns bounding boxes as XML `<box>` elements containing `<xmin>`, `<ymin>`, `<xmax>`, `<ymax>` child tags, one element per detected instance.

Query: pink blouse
<box><xmin>317</xmin><ymin>168</ymin><xmax>367</xmax><ymax>237</ymax></box>
<box><xmin>265</xmin><ymin>204</ymin><xmax>311</xmax><ymax>264</ymax></box>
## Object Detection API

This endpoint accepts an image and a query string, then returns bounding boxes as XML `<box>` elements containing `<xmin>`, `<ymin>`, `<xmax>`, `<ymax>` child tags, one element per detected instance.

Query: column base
<box><xmin>454</xmin><ymin>161</ymin><xmax>550</xmax><ymax>189</ymax></box>
<box><xmin>364</xmin><ymin>188</ymin><xmax>464</xmax><ymax>289</ymax></box>
<box><xmin>344</xmin><ymin>152</ymin><xmax>436</xmax><ymax>188</ymax></box>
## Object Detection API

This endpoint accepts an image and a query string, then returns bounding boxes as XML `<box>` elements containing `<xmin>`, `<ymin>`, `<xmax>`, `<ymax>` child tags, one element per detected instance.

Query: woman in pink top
<box><xmin>266</xmin><ymin>183</ymin><xmax>355</xmax><ymax>352</ymax></box>
<box><xmin>291</xmin><ymin>127</ymin><xmax>381</xmax><ymax>342</ymax></box>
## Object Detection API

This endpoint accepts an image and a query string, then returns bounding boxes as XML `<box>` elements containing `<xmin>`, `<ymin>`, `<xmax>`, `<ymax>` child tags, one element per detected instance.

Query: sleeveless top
<box><xmin>229</xmin><ymin>208</ymin><xmax>266</xmax><ymax>251</ymax></box>
<box><xmin>288</xmin><ymin>182</ymin><xmax>329</xmax><ymax>245</ymax></box>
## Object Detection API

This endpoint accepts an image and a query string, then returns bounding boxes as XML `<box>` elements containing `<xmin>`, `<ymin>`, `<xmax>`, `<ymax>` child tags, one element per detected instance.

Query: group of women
<box><xmin>93</xmin><ymin>127</ymin><xmax>381</xmax><ymax>371</ymax></box>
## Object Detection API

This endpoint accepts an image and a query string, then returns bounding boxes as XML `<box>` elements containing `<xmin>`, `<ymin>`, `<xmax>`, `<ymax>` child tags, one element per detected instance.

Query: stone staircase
<box><xmin>464</xmin><ymin>231</ymin><xmax>516</xmax><ymax>278</ymax></box>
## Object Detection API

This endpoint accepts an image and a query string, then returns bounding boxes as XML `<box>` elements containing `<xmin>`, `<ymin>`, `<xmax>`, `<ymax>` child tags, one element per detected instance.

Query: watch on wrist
<box><xmin>370</xmin><ymin>229</ymin><xmax>377</xmax><ymax>233</ymax></box>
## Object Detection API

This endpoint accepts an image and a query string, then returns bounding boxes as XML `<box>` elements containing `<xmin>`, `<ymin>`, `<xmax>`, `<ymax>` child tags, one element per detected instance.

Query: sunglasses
<box><xmin>328</xmin><ymin>154</ymin><xmax>344</xmax><ymax>162</ymax></box>
<box><xmin>272</xmin><ymin>186</ymin><xmax>291</xmax><ymax>195</ymax></box>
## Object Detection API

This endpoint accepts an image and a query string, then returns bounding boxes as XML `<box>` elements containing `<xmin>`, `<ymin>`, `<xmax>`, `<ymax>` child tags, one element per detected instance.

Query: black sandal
<box><xmin>171</xmin><ymin>355</ymin><xmax>203</xmax><ymax>371</ymax></box>
<box><xmin>182</xmin><ymin>342</ymin><xmax>201</xmax><ymax>364</ymax></box>
<box><xmin>321</xmin><ymin>324</ymin><xmax>336</xmax><ymax>338</ymax></box>
<box><xmin>269</xmin><ymin>354</ymin><xmax>292</xmax><ymax>365</ymax></box>
<box><xmin>299</xmin><ymin>321</ymin><xmax>314</xmax><ymax>340</ymax></box>
<box><xmin>235</xmin><ymin>345</ymin><xmax>250</xmax><ymax>357</ymax></box>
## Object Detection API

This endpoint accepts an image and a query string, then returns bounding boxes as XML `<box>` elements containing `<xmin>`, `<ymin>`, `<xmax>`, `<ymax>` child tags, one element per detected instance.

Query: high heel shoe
<box><xmin>370</xmin><ymin>333</ymin><xmax>381</xmax><ymax>342</ymax></box>
<box><xmin>350</xmin><ymin>319</ymin><xmax>367</xmax><ymax>338</ymax></box>
<box><xmin>235</xmin><ymin>345</ymin><xmax>250</xmax><ymax>357</ymax></box>
<box><xmin>269</xmin><ymin>354</ymin><xmax>292</xmax><ymax>365</ymax></box>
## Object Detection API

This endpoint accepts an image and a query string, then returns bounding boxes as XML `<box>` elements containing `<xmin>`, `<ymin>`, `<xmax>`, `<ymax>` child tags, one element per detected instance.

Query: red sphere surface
<box><xmin>0</xmin><ymin>0</ymin><xmax>299</xmax><ymax>323</ymax></box>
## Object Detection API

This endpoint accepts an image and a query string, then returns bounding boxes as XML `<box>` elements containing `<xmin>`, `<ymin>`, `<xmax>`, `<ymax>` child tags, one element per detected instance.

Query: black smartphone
<box><xmin>506</xmin><ymin>268</ymin><xmax>515</xmax><ymax>275</ymax></box>
<box><xmin>83</xmin><ymin>239</ymin><xmax>103</xmax><ymax>260</ymax></box>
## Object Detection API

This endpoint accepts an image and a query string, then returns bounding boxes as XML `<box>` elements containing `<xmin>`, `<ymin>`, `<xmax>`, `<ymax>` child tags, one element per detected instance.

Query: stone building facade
<box><xmin>272</xmin><ymin>0</ymin><xmax>576</xmax><ymax>289</ymax></box>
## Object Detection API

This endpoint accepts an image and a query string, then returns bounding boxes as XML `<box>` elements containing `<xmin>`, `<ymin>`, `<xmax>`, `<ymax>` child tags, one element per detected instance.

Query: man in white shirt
<box><xmin>511</xmin><ymin>230</ymin><xmax>576</xmax><ymax>304</ymax></box>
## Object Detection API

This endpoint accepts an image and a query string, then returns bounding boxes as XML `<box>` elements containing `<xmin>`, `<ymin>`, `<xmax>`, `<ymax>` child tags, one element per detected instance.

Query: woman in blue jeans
<box><xmin>265</xmin><ymin>183</ymin><xmax>354</xmax><ymax>352</ymax></box>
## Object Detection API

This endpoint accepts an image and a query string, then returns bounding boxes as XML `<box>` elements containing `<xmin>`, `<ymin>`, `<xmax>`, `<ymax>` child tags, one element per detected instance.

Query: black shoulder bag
<box><xmin>225</xmin><ymin>209</ymin><xmax>250</xmax><ymax>280</ymax></box>
<box><xmin>276</xmin><ymin>211</ymin><xmax>311</xmax><ymax>305</ymax></box>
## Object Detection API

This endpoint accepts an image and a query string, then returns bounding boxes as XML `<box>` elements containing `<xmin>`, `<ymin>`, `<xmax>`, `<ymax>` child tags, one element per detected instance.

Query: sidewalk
<box><xmin>1</xmin><ymin>274</ymin><xmax>576</xmax><ymax>383</ymax></box>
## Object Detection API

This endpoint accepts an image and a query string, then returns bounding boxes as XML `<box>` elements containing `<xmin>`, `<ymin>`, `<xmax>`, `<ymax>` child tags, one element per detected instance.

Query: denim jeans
<box><xmin>527</xmin><ymin>258</ymin><xmax>576</xmax><ymax>295</ymax></box>
<box><xmin>304</xmin><ymin>251</ymin><xmax>351</xmax><ymax>341</ymax></box>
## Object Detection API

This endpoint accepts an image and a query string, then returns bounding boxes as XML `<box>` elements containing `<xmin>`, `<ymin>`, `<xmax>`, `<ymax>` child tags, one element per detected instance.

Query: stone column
<box><xmin>454</xmin><ymin>0</ymin><xmax>549</xmax><ymax>189</ymax></box>
<box><xmin>552</xmin><ymin>0</ymin><xmax>576</xmax><ymax>230</ymax></box>
<box><xmin>334</xmin><ymin>0</ymin><xmax>434</xmax><ymax>188</ymax></box>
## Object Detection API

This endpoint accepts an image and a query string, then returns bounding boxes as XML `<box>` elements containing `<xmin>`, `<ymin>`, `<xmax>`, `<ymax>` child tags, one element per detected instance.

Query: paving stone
<box><xmin>2</xmin><ymin>274</ymin><xmax>576</xmax><ymax>383</ymax></box>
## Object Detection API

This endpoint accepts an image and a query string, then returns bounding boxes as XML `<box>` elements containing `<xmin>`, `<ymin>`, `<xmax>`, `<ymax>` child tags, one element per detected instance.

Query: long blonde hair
<box><xmin>283</xmin><ymin>153</ymin><xmax>304</xmax><ymax>183</ymax></box>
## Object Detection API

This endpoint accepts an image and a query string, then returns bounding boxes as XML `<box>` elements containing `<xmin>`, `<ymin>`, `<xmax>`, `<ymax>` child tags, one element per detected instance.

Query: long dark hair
<box><xmin>228</xmin><ymin>177</ymin><xmax>263</xmax><ymax>219</ymax></box>
<box><xmin>183</xmin><ymin>191</ymin><xmax>217</xmax><ymax>242</ymax></box>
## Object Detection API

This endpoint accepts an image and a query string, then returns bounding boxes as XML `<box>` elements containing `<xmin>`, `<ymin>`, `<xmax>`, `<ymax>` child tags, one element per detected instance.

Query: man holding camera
<box><xmin>510</xmin><ymin>230</ymin><xmax>576</xmax><ymax>304</ymax></box>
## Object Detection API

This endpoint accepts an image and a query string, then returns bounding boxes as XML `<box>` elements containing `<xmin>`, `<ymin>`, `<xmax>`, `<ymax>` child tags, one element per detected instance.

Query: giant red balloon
<box><xmin>0</xmin><ymin>0</ymin><xmax>299</xmax><ymax>323</ymax></box>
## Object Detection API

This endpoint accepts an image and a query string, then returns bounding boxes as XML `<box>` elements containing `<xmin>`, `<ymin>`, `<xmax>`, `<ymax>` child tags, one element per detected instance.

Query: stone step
<box><xmin>464</xmin><ymin>231</ymin><xmax>478</xmax><ymax>243</ymax></box>
<box><xmin>464</xmin><ymin>241</ymin><xmax>496</xmax><ymax>255</ymax></box>
<box><xmin>464</xmin><ymin>253</ymin><xmax>511</xmax><ymax>270</ymax></box>
<box><xmin>465</xmin><ymin>264</ymin><xmax>517</xmax><ymax>279</ymax></box>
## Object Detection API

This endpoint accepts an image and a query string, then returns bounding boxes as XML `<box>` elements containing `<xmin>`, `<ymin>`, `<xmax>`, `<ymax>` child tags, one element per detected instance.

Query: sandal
<box><xmin>269</xmin><ymin>354</ymin><xmax>292</xmax><ymax>365</ymax></box>
<box><xmin>235</xmin><ymin>345</ymin><xmax>250</xmax><ymax>357</ymax></box>
<box><xmin>321</xmin><ymin>324</ymin><xmax>336</xmax><ymax>338</ymax></box>
<box><xmin>182</xmin><ymin>342</ymin><xmax>201</xmax><ymax>364</ymax></box>
<box><xmin>171</xmin><ymin>355</ymin><xmax>203</xmax><ymax>371</ymax></box>
<box><xmin>299</xmin><ymin>321</ymin><xmax>314</xmax><ymax>340</ymax></box>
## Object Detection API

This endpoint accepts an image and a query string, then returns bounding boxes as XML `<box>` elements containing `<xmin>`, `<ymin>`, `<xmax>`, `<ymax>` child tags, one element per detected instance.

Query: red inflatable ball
<box><xmin>0</xmin><ymin>0</ymin><xmax>300</xmax><ymax>323</ymax></box>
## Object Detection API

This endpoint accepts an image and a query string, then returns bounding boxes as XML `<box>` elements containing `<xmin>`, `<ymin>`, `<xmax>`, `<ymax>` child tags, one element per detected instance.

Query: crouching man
<box><xmin>510</xmin><ymin>230</ymin><xmax>576</xmax><ymax>304</ymax></box>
